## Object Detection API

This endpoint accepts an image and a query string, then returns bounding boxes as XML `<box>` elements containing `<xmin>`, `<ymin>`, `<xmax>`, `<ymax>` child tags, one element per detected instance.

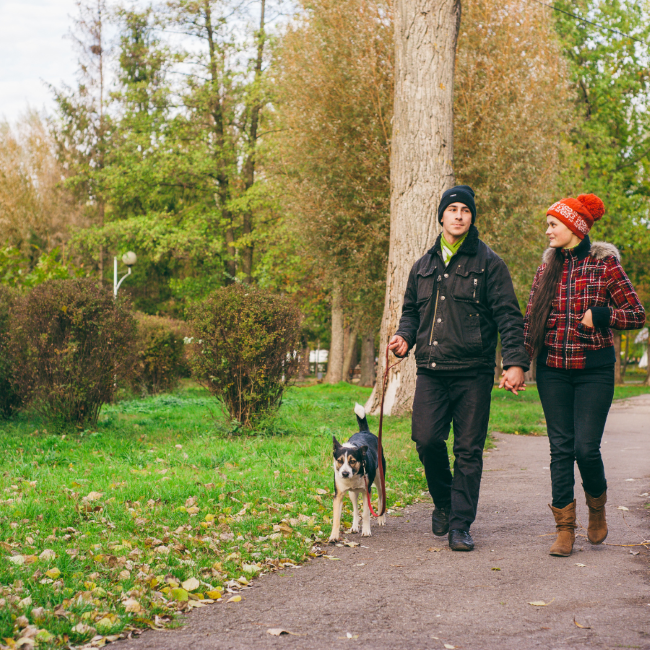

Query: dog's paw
<box><xmin>328</xmin><ymin>534</ymin><xmax>340</xmax><ymax>544</ymax></box>
<box><xmin>377</xmin><ymin>515</ymin><xmax>386</xmax><ymax>526</ymax></box>
<box><xmin>361</xmin><ymin>528</ymin><xmax>372</xmax><ymax>537</ymax></box>
<box><xmin>351</xmin><ymin>525</ymin><xmax>359</xmax><ymax>534</ymax></box>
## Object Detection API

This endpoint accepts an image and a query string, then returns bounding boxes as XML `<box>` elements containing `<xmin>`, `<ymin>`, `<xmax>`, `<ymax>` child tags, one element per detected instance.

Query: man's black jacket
<box><xmin>395</xmin><ymin>225</ymin><xmax>529</xmax><ymax>373</ymax></box>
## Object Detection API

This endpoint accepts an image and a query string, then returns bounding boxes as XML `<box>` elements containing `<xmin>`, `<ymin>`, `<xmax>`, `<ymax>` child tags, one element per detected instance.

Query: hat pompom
<box><xmin>577</xmin><ymin>194</ymin><xmax>605</xmax><ymax>221</ymax></box>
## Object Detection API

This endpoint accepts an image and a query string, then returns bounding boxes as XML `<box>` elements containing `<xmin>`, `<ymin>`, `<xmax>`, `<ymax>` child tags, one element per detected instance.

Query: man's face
<box><xmin>441</xmin><ymin>202</ymin><xmax>472</xmax><ymax>242</ymax></box>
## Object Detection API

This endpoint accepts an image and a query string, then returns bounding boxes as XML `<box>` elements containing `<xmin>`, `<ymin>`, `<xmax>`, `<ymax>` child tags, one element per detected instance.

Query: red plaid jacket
<box><xmin>524</xmin><ymin>238</ymin><xmax>645</xmax><ymax>370</ymax></box>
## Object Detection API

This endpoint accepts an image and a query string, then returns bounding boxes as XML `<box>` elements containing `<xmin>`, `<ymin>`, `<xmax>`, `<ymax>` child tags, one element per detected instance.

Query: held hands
<box><xmin>581</xmin><ymin>309</ymin><xmax>594</xmax><ymax>328</ymax></box>
<box><xmin>388</xmin><ymin>335</ymin><xmax>408</xmax><ymax>358</ymax></box>
<box><xmin>499</xmin><ymin>366</ymin><xmax>526</xmax><ymax>396</ymax></box>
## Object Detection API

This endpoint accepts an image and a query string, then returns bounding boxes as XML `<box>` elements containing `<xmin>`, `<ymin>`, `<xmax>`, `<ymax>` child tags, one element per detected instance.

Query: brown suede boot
<box><xmin>585</xmin><ymin>490</ymin><xmax>608</xmax><ymax>544</ymax></box>
<box><xmin>549</xmin><ymin>500</ymin><xmax>576</xmax><ymax>557</ymax></box>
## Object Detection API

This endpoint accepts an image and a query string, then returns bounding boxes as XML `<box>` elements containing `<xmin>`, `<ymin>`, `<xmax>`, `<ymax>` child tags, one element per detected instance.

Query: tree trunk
<box><xmin>297</xmin><ymin>344</ymin><xmax>310</xmax><ymax>380</ymax></box>
<box><xmin>325</xmin><ymin>281</ymin><xmax>345</xmax><ymax>384</ymax></box>
<box><xmin>342</xmin><ymin>319</ymin><xmax>360</xmax><ymax>381</ymax></box>
<box><xmin>365</xmin><ymin>0</ymin><xmax>461</xmax><ymax>415</ymax></box>
<box><xmin>359</xmin><ymin>329</ymin><xmax>375</xmax><ymax>387</ymax></box>
<box><xmin>614</xmin><ymin>331</ymin><xmax>623</xmax><ymax>385</ymax></box>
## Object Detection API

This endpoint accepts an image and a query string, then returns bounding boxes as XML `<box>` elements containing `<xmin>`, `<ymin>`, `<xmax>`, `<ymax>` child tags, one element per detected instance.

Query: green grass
<box><xmin>0</xmin><ymin>379</ymin><xmax>648</xmax><ymax>648</ymax></box>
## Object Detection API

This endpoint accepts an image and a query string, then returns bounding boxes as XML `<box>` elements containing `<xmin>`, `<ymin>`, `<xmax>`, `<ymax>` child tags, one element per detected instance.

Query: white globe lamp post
<box><xmin>113</xmin><ymin>252</ymin><xmax>137</xmax><ymax>298</ymax></box>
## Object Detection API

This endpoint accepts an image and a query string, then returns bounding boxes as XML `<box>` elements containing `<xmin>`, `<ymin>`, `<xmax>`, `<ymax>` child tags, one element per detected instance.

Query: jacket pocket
<box><xmin>452</xmin><ymin>267</ymin><xmax>484</xmax><ymax>303</ymax></box>
<box><xmin>544</xmin><ymin>315</ymin><xmax>559</xmax><ymax>346</ymax></box>
<box><xmin>575</xmin><ymin>322</ymin><xmax>597</xmax><ymax>340</ymax></box>
<box><xmin>463</xmin><ymin>312</ymin><xmax>483</xmax><ymax>355</ymax></box>
<box><xmin>416</xmin><ymin>268</ymin><xmax>436</xmax><ymax>304</ymax></box>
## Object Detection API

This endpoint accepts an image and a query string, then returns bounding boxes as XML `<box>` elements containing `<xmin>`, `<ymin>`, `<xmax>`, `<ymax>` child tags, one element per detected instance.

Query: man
<box><xmin>389</xmin><ymin>185</ymin><xmax>528</xmax><ymax>551</ymax></box>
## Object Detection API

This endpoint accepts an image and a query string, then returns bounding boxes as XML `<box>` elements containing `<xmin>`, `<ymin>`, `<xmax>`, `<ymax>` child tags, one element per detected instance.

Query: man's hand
<box><xmin>499</xmin><ymin>366</ymin><xmax>526</xmax><ymax>396</ymax></box>
<box><xmin>581</xmin><ymin>309</ymin><xmax>594</xmax><ymax>328</ymax></box>
<box><xmin>388</xmin><ymin>335</ymin><xmax>408</xmax><ymax>358</ymax></box>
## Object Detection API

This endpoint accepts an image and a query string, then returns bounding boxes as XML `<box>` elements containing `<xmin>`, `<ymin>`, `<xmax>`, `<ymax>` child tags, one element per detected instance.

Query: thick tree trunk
<box><xmin>359</xmin><ymin>329</ymin><xmax>376</xmax><ymax>387</ymax></box>
<box><xmin>297</xmin><ymin>344</ymin><xmax>310</xmax><ymax>380</ymax></box>
<box><xmin>325</xmin><ymin>281</ymin><xmax>345</xmax><ymax>384</ymax></box>
<box><xmin>366</xmin><ymin>0</ymin><xmax>461</xmax><ymax>415</ymax></box>
<box><xmin>614</xmin><ymin>331</ymin><xmax>623</xmax><ymax>385</ymax></box>
<box><xmin>342</xmin><ymin>319</ymin><xmax>360</xmax><ymax>381</ymax></box>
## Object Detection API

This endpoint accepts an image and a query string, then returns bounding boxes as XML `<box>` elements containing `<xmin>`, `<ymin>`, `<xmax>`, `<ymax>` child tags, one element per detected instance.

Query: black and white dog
<box><xmin>328</xmin><ymin>403</ymin><xmax>386</xmax><ymax>543</ymax></box>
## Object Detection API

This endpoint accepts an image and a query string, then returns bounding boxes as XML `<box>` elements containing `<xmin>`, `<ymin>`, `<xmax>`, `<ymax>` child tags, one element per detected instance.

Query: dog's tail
<box><xmin>354</xmin><ymin>402</ymin><xmax>369</xmax><ymax>432</ymax></box>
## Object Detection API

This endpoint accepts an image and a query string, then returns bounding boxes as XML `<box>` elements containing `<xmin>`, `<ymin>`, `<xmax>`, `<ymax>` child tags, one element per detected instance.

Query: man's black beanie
<box><xmin>437</xmin><ymin>185</ymin><xmax>476</xmax><ymax>224</ymax></box>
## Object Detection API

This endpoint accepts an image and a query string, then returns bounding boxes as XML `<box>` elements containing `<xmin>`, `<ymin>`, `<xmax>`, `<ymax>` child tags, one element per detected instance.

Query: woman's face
<box><xmin>546</xmin><ymin>216</ymin><xmax>579</xmax><ymax>248</ymax></box>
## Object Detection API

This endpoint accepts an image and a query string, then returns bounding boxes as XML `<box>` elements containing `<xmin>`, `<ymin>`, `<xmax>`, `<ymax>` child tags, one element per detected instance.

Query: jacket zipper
<box><xmin>429</xmin><ymin>289</ymin><xmax>440</xmax><ymax>346</ymax></box>
<box><xmin>562</xmin><ymin>255</ymin><xmax>573</xmax><ymax>365</ymax></box>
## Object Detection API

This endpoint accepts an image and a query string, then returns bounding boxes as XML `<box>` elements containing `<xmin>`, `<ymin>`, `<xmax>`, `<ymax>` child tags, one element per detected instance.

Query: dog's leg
<box><xmin>361</xmin><ymin>488</ymin><xmax>372</xmax><ymax>537</ymax></box>
<box><xmin>349</xmin><ymin>491</ymin><xmax>360</xmax><ymax>533</ymax></box>
<box><xmin>375</xmin><ymin>480</ymin><xmax>386</xmax><ymax>527</ymax></box>
<box><xmin>329</xmin><ymin>491</ymin><xmax>345</xmax><ymax>543</ymax></box>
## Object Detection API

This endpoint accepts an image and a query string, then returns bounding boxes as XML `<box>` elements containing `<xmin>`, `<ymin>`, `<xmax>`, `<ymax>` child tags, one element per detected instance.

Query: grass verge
<box><xmin>0</xmin><ymin>380</ymin><xmax>647</xmax><ymax>648</ymax></box>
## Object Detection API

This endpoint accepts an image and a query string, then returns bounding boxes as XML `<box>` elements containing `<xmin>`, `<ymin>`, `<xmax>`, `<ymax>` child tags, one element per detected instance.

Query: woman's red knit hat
<box><xmin>546</xmin><ymin>194</ymin><xmax>605</xmax><ymax>239</ymax></box>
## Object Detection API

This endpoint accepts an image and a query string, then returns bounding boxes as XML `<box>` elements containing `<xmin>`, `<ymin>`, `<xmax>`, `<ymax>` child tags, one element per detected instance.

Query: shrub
<box><xmin>0</xmin><ymin>286</ymin><xmax>21</xmax><ymax>418</ymax></box>
<box><xmin>8</xmin><ymin>279</ymin><xmax>136</xmax><ymax>428</ymax></box>
<box><xmin>133</xmin><ymin>313</ymin><xmax>188</xmax><ymax>395</ymax></box>
<box><xmin>187</xmin><ymin>284</ymin><xmax>302</xmax><ymax>428</ymax></box>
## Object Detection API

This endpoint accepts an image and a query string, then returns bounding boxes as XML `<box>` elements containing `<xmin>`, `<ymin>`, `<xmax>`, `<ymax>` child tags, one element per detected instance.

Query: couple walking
<box><xmin>389</xmin><ymin>186</ymin><xmax>645</xmax><ymax>554</ymax></box>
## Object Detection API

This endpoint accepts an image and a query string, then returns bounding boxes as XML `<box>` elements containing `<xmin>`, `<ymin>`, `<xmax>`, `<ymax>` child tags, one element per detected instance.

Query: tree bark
<box><xmin>325</xmin><ymin>280</ymin><xmax>345</xmax><ymax>384</ymax></box>
<box><xmin>359</xmin><ymin>329</ymin><xmax>375</xmax><ymax>387</ymax></box>
<box><xmin>614</xmin><ymin>331</ymin><xmax>623</xmax><ymax>385</ymax></box>
<box><xmin>342</xmin><ymin>318</ymin><xmax>360</xmax><ymax>381</ymax></box>
<box><xmin>366</xmin><ymin>0</ymin><xmax>461</xmax><ymax>415</ymax></box>
<box><xmin>297</xmin><ymin>344</ymin><xmax>310</xmax><ymax>380</ymax></box>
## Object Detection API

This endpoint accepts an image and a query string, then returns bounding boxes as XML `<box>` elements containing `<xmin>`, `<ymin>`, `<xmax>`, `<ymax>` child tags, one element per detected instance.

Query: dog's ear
<box><xmin>332</xmin><ymin>436</ymin><xmax>342</xmax><ymax>454</ymax></box>
<box><xmin>358</xmin><ymin>445</ymin><xmax>368</xmax><ymax>457</ymax></box>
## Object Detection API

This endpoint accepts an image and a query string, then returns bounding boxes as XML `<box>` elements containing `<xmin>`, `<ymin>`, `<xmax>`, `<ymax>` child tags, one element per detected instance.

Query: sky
<box><xmin>0</xmin><ymin>0</ymin><xmax>79</xmax><ymax>122</ymax></box>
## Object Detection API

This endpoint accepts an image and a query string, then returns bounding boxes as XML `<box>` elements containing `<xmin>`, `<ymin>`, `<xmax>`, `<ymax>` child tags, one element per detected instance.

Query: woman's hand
<box><xmin>388</xmin><ymin>335</ymin><xmax>408</xmax><ymax>358</ymax></box>
<box><xmin>581</xmin><ymin>309</ymin><xmax>594</xmax><ymax>328</ymax></box>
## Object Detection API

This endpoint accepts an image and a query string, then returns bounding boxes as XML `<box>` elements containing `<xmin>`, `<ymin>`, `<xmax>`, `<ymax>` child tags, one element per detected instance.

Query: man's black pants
<box><xmin>411</xmin><ymin>371</ymin><xmax>493</xmax><ymax>532</ymax></box>
<box><xmin>536</xmin><ymin>363</ymin><xmax>614</xmax><ymax>509</ymax></box>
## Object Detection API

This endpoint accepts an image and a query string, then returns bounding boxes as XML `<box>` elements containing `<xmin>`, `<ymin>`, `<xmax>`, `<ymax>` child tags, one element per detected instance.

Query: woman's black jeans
<box><xmin>536</xmin><ymin>363</ymin><xmax>614</xmax><ymax>509</ymax></box>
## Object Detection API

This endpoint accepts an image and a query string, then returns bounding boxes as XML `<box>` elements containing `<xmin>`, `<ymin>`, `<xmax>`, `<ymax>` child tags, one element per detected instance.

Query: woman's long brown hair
<box><xmin>527</xmin><ymin>247</ymin><xmax>565</xmax><ymax>358</ymax></box>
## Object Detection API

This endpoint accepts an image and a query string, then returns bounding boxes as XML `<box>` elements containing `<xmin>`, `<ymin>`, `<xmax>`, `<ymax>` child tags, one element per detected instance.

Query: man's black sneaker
<box><xmin>431</xmin><ymin>507</ymin><xmax>450</xmax><ymax>536</ymax></box>
<box><xmin>449</xmin><ymin>529</ymin><xmax>474</xmax><ymax>551</ymax></box>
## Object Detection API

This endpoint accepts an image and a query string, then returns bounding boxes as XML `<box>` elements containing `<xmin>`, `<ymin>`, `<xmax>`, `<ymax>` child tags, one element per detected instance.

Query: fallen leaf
<box><xmin>573</xmin><ymin>616</ymin><xmax>591</xmax><ymax>629</ymax></box>
<box><xmin>84</xmin><ymin>491</ymin><xmax>103</xmax><ymax>502</ymax></box>
<box><xmin>182</xmin><ymin>577</ymin><xmax>200</xmax><ymax>592</ymax></box>
<box><xmin>267</xmin><ymin>628</ymin><xmax>297</xmax><ymax>636</ymax></box>
<box><xmin>171</xmin><ymin>588</ymin><xmax>189</xmax><ymax>602</ymax></box>
<box><xmin>227</xmin><ymin>595</ymin><xmax>241</xmax><ymax>603</ymax></box>
<box><xmin>427</xmin><ymin>547</ymin><xmax>442</xmax><ymax>553</ymax></box>
<box><xmin>444</xmin><ymin>645</ymin><xmax>456</xmax><ymax>650</ymax></box>
<box><xmin>45</xmin><ymin>567</ymin><xmax>61</xmax><ymax>579</ymax></box>
<box><xmin>71</xmin><ymin>622</ymin><xmax>95</xmax><ymax>636</ymax></box>
<box><xmin>34</xmin><ymin>630</ymin><xmax>54</xmax><ymax>643</ymax></box>
<box><xmin>617</xmin><ymin>506</ymin><xmax>629</xmax><ymax>511</ymax></box>
<box><xmin>124</xmin><ymin>598</ymin><xmax>142</xmax><ymax>613</ymax></box>
<box><xmin>575</xmin><ymin>563</ymin><xmax>586</xmax><ymax>567</ymax></box>
<box><xmin>18</xmin><ymin>596</ymin><xmax>32</xmax><ymax>609</ymax></box>
<box><xmin>491</xmin><ymin>567</ymin><xmax>501</xmax><ymax>571</ymax></box>
<box><xmin>242</xmin><ymin>563</ymin><xmax>260</xmax><ymax>574</ymax></box>
<box><xmin>528</xmin><ymin>599</ymin><xmax>555</xmax><ymax>606</ymax></box>
<box><xmin>316</xmin><ymin>488</ymin><xmax>327</xmax><ymax>494</ymax></box>
<box><xmin>7</xmin><ymin>554</ymin><xmax>25</xmax><ymax>565</ymax></box>
<box><xmin>206</xmin><ymin>590</ymin><xmax>222</xmax><ymax>599</ymax></box>
<box><xmin>630</xmin><ymin>550</ymin><xmax>640</xmax><ymax>556</ymax></box>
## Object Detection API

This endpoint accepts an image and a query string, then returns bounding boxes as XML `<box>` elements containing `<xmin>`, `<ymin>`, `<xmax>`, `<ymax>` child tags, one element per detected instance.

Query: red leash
<box><xmin>365</xmin><ymin>344</ymin><xmax>403</xmax><ymax>517</ymax></box>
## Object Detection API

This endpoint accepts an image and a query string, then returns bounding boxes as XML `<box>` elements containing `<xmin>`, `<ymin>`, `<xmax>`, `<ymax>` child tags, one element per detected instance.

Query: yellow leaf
<box><xmin>182</xmin><ymin>577</ymin><xmax>200</xmax><ymax>592</ymax></box>
<box><xmin>204</xmin><ymin>514</ymin><xmax>214</xmax><ymax>522</ymax></box>
<box><xmin>206</xmin><ymin>590</ymin><xmax>222</xmax><ymax>599</ymax></box>
<box><xmin>528</xmin><ymin>598</ymin><xmax>555</xmax><ymax>606</ymax></box>
<box><xmin>45</xmin><ymin>568</ymin><xmax>61</xmax><ymax>579</ymax></box>
<box><xmin>171</xmin><ymin>588</ymin><xmax>189</xmax><ymax>602</ymax></box>
<box><xmin>226</xmin><ymin>595</ymin><xmax>241</xmax><ymax>603</ymax></box>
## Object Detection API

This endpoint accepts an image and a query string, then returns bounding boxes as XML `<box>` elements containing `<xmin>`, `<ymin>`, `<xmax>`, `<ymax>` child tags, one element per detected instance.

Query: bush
<box><xmin>133</xmin><ymin>313</ymin><xmax>188</xmax><ymax>395</ymax></box>
<box><xmin>187</xmin><ymin>284</ymin><xmax>302</xmax><ymax>428</ymax></box>
<box><xmin>0</xmin><ymin>286</ymin><xmax>21</xmax><ymax>418</ymax></box>
<box><xmin>8</xmin><ymin>279</ymin><xmax>136</xmax><ymax>428</ymax></box>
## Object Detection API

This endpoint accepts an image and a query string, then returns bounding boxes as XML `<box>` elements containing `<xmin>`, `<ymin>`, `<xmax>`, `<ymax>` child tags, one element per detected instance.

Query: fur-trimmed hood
<box><xmin>542</xmin><ymin>240</ymin><xmax>620</xmax><ymax>265</ymax></box>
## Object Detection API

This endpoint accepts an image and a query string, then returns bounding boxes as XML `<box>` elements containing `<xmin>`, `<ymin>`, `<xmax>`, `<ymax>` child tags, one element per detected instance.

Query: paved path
<box><xmin>121</xmin><ymin>395</ymin><xmax>650</xmax><ymax>650</ymax></box>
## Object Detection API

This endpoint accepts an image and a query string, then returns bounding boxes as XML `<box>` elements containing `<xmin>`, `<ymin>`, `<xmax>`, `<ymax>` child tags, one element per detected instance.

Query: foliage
<box><xmin>0</xmin><ymin>286</ymin><xmax>21</xmax><ymax>419</ymax></box>
<box><xmin>133</xmin><ymin>313</ymin><xmax>189</xmax><ymax>396</ymax></box>
<box><xmin>553</xmin><ymin>0</ymin><xmax>650</xmax><ymax>306</ymax></box>
<box><xmin>454</xmin><ymin>0</ymin><xmax>574</xmax><ymax>297</ymax></box>
<box><xmin>274</xmin><ymin>0</ymin><xmax>393</xmax><ymax>328</ymax></box>
<box><xmin>0</xmin><ymin>246</ymin><xmax>85</xmax><ymax>289</ymax></box>
<box><xmin>187</xmin><ymin>285</ymin><xmax>302</xmax><ymax>428</ymax></box>
<box><xmin>7</xmin><ymin>279</ymin><xmax>136</xmax><ymax>428</ymax></box>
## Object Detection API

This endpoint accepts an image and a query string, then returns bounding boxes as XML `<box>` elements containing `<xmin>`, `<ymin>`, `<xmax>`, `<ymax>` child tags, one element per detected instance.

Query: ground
<box><xmin>116</xmin><ymin>393</ymin><xmax>650</xmax><ymax>650</ymax></box>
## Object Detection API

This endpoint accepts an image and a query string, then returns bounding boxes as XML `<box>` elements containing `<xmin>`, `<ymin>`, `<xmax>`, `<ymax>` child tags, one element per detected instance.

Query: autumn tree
<box><xmin>274</xmin><ymin>0</ymin><xmax>393</xmax><ymax>384</ymax></box>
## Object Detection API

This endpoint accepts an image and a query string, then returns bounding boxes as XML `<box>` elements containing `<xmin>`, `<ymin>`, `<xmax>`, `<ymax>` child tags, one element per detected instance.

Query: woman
<box><xmin>524</xmin><ymin>194</ymin><xmax>645</xmax><ymax>557</ymax></box>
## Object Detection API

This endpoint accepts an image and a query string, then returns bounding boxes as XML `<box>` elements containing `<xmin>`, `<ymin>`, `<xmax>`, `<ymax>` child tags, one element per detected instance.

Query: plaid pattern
<box><xmin>524</xmin><ymin>247</ymin><xmax>646</xmax><ymax>369</ymax></box>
